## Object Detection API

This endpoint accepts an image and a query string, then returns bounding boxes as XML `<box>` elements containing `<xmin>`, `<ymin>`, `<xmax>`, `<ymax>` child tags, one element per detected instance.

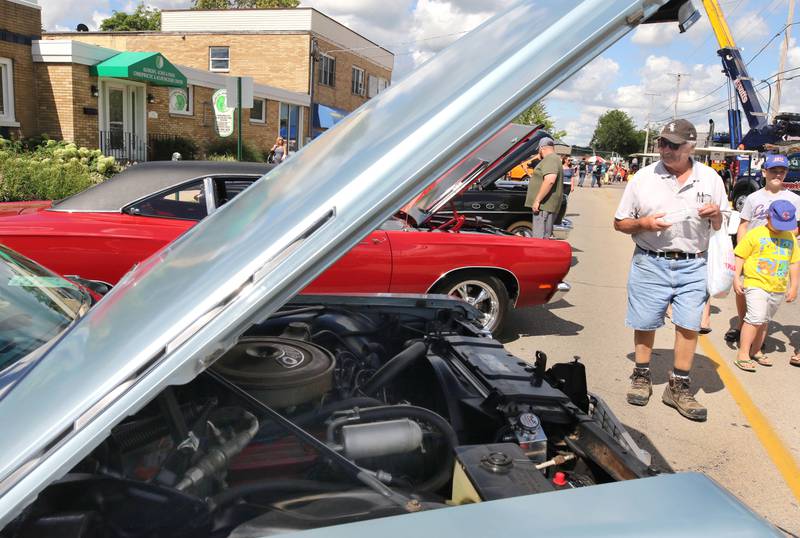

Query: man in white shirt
<box><xmin>614</xmin><ymin>119</ymin><xmax>729</xmax><ymax>422</ymax></box>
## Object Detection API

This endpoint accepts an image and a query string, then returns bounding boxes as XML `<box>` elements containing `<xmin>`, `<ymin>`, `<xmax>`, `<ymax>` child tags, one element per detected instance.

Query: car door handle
<box><xmin>360</xmin><ymin>238</ymin><xmax>385</xmax><ymax>245</ymax></box>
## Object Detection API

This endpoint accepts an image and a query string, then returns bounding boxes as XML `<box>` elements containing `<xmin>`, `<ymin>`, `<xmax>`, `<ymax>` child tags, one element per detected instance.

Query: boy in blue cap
<box><xmin>727</xmin><ymin>154</ymin><xmax>800</xmax><ymax>346</ymax></box>
<box><xmin>732</xmin><ymin>199</ymin><xmax>800</xmax><ymax>371</ymax></box>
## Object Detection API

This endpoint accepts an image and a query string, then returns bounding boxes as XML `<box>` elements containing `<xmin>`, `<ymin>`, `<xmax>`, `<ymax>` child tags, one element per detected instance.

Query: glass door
<box><xmin>107</xmin><ymin>86</ymin><xmax>125</xmax><ymax>152</ymax></box>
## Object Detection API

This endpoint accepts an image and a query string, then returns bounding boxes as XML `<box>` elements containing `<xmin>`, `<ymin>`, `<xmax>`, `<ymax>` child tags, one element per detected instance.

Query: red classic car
<box><xmin>0</xmin><ymin>126</ymin><xmax>570</xmax><ymax>332</ymax></box>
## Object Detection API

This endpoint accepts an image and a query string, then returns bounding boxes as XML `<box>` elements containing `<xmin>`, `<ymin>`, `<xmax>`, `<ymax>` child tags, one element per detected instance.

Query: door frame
<box><xmin>98</xmin><ymin>77</ymin><xmax>147</xmax><ymax>160</ymax></box>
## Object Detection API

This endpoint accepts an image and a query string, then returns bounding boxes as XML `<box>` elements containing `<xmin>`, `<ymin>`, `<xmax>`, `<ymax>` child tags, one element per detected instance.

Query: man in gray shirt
<box><xmin>614</xmin><ymin>119</ymin><xmax>728</xmax><ymax>422</ymax></box>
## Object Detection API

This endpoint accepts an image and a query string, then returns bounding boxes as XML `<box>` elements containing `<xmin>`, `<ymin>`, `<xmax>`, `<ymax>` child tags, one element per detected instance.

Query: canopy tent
<box><xmin>90</xmin><ymin>52</ymin><xmax>187</xmax><ymax>87</ymax></box>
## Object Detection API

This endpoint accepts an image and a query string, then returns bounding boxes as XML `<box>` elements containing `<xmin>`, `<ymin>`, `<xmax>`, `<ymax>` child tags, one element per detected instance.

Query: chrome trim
<box><xmin>426</xmin><ymin>265</ymin><xmax>522</xmax><ymax>306</ymax></box>
<box><xmin>203</xmin><ymin>177</ymin><xmax>216</xmax><ymax>215</ymax></box>
<box><xmin>549</xmin><ymin>281</ymin><xmax>571</xmax><ymax>303</ymax></box>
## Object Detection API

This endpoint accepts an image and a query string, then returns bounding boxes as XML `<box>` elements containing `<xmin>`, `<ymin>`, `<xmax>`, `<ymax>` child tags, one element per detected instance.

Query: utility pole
<box><xmin>643</xmin><ymin>92</ymin><xmax>660</xmax><ymax>153</ymax></box>
<box><xmin>669</xmin><ymin>72</ymin><xmax>690</xmax><ymax>119</ymax></box>
<box><xmin>774</xmin><ymin>0</ymin><xmax>796</xmax><ymax>118</ymax></box>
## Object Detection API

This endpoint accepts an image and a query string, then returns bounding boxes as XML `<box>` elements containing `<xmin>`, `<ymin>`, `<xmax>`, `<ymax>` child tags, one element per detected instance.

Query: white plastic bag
<box><xmin>707</xmin><ymin>226</ymin><xmax>735</xmax><ymax>298</ymax></box>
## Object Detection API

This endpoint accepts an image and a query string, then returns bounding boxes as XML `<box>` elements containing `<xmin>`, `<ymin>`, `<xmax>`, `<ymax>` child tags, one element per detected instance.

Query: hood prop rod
<box><xmin>205</xmin><ymin>370</ymin><xmax>421</xmax><ymax>512</ymax></box>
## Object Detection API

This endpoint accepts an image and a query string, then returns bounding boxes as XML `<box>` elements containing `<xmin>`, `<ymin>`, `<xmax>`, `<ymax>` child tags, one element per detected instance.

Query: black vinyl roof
<box><xmin>52</xmin><ymin>161</ymin><xmax>274</xmax><ymax>212</ymax></box>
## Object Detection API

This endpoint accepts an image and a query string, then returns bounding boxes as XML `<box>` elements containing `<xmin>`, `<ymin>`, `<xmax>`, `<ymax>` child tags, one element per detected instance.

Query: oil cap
<box><xmin>517</xmin><ymin>412</ymin><xmax>540</xmax><ymax>433</ymax></box>
<box><xmin>480</xmin><ymin>451</ymin><xmax>513</xmax><ymax>474</ymax></box>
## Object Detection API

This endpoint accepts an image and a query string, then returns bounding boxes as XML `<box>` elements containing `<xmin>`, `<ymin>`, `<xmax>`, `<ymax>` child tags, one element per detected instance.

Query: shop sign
<box><xmin>213</xmin><ymin>89</ymin><xmax>234</xmax><ymax>137</ymax></box>
<box><xmin>91</xmin><ymin>52</ymin><xmax>187</xmax><ymax>88</ymax></box>
<box><xmin>169</xmin><ymin>88</ymin><xmax>189</xmax><ymax>113</ymax></box>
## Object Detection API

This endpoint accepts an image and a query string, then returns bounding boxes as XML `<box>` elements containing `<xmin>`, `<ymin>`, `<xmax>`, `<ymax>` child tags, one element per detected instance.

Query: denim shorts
<box><xmin>626</xmin><ymin>248</ymin><xmax>708</xmax><ymax>331</ymax></box>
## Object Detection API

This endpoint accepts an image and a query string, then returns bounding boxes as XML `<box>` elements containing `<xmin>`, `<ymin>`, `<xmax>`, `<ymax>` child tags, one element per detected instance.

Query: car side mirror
<box><xmin>641</xmin><ymin>0</ymin><xmax>700</xmax><ymax>33</ymax></box>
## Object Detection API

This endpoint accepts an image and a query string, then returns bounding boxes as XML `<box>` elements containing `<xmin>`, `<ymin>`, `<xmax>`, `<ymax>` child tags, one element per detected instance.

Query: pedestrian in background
<box><xmin>269</xmin><ymin>137</ymin><xmax>286</xmax><ymax>163</ymax></box>
<box><xmin>591</xmin><ymin>160</ymin><xmax>602</xmax><ymax>187</ymax></box>
<box><xmin>732</xmin><ymin>200</ymin><xmax>800</xmax><ymax>371</ymax></box>
<box><xmin>525</xmin><ymin>137</ymin><xmax>563</xmax><ymax>239</ymax></box>
<box><xmin>562</xmin><ymin>156</ymin><xmax>575</xmax><ymax>196</ymax></box>
<box><xmin>613</xmin><ymin>118</ymin><xmax>728</xmax><ymax>422</ymax></box>
<box><xmin>578</xmin><ymin>158</ymin><xmax>587</xmax><ymax>187</ymax></box>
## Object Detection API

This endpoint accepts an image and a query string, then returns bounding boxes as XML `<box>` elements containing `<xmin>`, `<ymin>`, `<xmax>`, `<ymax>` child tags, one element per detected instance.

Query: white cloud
<box><xmin>631</xmin><ymin>23</ymin><xmax>675</xmax><ymax>46</ymax></box>
<box><xmin>732</xmin><ymin>11</ymin><xmax>769</xmax><ymax>43</ymax></box>
<box><xmin>39</xmin><ymin>0</ymin><xmax>111</xmax><ymax>31</ymax></box>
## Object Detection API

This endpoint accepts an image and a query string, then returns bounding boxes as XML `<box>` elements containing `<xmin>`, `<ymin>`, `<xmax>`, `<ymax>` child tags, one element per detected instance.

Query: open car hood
<box><xmin>0</xmin><ymin>0</ymin><xmax>695</xmax><ymax>525</ymax></box>
<box><xmin>400</xmin><ymin>123</ymin><xmax>543</xmax><ymax>226</ymax></box>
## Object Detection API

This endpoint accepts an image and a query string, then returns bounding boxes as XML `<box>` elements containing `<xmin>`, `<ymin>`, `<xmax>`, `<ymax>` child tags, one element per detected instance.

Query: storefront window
<box><xmin>251</xmin><ymin>98</ymin><xmax>266</xmax><ymax>123</ymax></box>
<box><xmin>169</xmin><ymin>86</ymin><xmax>193</xmax><ymax>116</ymax></box>
<box><xmin>209</xmin><ymin>47</ymin><xmax>230</xmax><ymax>72</ymax></box>
<box><xmin>280</xmin><ymin>103</ymin><xmax>300</xmax><ymax>153</ymax></box>
<box><xmin>0</xmin><ymin>58</ymin><xmax>15</xmax><ymax>124</ymax></box>
<box><xmin>319</xmin><ymin>54</ymin><xmax>335</xmax><ymax>87</ymax></box>
<box><xmin>351</xmin><ymin>66</ymin><xmax>365</xmax><ymax>96</ymax></box>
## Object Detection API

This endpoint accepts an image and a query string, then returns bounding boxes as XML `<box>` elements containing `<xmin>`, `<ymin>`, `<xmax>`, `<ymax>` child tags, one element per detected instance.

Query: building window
<box><xmin>250</xmin><ymin>98</ymin><xmax>266</xmax><ymax>123</ymax></box>
<box><xmin>368</xmin><ymin>75</ymin><xmax>389</xmax><ymax>98</ymax></box>
<box><xmin>280</xmin><ymin>102</ymin><xmax>300</xmax><ymax>153</ymax></box>
<box><xmin>209</xmin><ymin>47</ymin><xmax>230</xmax><ymax>72</ymax></box>
<box><xmin>0</xmin><ymin>58</ymin><xmax>16</xmax><ymax>125</ymax></box>
<box><xmin>169</xmin><ymin>85</ymin><xmax>193</xmax><ymax>116</ymax></box>
<box><xmin>319</xmin><ymin>54</ymin><xmax>335</xmax><ymax>87</ymax></box>
<box><xmin>351</xmin><ymin>66</ymin><xmax>365</xmax><ymax>96</ymax></box>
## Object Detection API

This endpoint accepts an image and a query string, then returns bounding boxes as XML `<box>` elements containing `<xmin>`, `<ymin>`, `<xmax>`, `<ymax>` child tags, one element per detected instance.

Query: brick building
<box><xmin>2</xmin><ymin>1</ymin><xmax>393</xmax><ymax>161</ymax></box>
<box><xmin>46</xmin><ymin>7</ymin><xmax>395</xmax><ymax>141</ymax></box>
<box><xmin>0</xmin><ymin>0</ymin><xmax>40</xmax><ymax>138</ymax></box>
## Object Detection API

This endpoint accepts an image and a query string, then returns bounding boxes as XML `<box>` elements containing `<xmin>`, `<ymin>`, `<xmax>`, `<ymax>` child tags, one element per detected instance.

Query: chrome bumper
<box><xmin>549</xmin><ymin>281</ymin><xmax>570</xmax><ymax>303</ymax></box>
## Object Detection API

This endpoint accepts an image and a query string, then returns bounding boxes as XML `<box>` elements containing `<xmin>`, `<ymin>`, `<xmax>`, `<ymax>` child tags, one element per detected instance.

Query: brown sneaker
<box><xmin>662</xmin><ymin>375</ymin><xmax>707</xmax><ymax>422</ymax></box>
<box><xmin>626</xmin><ymin>368</ymin><xmax>652</xmax><ymax>406</ymax></box>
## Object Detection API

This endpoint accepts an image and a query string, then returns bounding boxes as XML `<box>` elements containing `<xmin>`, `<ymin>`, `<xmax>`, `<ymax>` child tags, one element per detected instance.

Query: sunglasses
<box><xmin>657</xmin><ymin>138</ymin><xmax>683</xmax><ymax>150</ymax></box>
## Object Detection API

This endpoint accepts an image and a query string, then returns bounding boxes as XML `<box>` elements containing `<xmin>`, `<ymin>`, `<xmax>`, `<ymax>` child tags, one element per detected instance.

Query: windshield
<box><xmin>0</xmin><ymin>246</ymin><xmax>88</xmax><ymax>373</ymax></box>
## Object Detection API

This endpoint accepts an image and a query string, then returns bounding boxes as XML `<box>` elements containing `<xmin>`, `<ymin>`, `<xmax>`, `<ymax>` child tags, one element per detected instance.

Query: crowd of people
<box><xmin>524</xmin><ymin>118</ymin><xmax>799</xmax><ymax>423</ymax></box>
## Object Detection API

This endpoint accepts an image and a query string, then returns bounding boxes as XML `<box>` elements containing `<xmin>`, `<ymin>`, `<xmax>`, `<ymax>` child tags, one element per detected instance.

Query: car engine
<box><xmin>2</xmin><ymin>296</ymin><xmax>655</xmax><ymax>538</ymax></box>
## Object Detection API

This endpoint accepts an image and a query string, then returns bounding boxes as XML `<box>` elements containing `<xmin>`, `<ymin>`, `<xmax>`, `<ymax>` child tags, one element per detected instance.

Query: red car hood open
<box><xmin>0</xmin><ymin>200</ymin><xmax>52</xmax><ymax>217</ymax></box>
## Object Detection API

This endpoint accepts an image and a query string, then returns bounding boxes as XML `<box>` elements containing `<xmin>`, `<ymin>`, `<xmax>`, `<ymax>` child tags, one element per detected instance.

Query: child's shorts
<box><xmin>744</xmin><ymin>287</ymin><xmax>784</xmax><ymax>325</ymax></box>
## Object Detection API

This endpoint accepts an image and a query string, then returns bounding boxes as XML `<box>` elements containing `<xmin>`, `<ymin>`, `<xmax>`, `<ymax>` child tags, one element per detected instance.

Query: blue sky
<box><xmin>37</xmin><ymin>0</ymin><xmax>800</xmax><ymax>145</ymax></box>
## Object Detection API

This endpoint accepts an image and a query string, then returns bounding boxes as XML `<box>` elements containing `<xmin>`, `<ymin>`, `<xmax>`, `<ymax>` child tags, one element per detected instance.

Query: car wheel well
<box><xmin>429</xmin><ymin>268</ymin><xmax>519</xmax><ymax>303</ymax></box>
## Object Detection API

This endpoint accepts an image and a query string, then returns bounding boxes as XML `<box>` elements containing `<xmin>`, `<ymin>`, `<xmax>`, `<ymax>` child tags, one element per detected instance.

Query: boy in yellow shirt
<box><xmin>733</xmin><ymin>200</ymin><xmax>800</xmax><ymax>371</ymax></box>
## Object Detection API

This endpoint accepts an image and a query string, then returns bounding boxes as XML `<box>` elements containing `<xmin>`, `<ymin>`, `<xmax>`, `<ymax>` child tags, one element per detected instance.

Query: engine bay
<box><xmin>2</xmin><ymin>296</ymin><xmax>654</xmax><ymax>538</ymax></box>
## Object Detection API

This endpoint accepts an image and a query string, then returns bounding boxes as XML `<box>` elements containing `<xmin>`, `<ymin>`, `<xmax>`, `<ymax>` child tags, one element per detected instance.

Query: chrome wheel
<box><xmin>446</xmin><ymin>279</ymin><xmax>501</xmax><ymax>331</ymax></box>
<box><xmin>507</xmin><ymin>222</ymin><xmax>533</xmax><ymax>237</ymax></box>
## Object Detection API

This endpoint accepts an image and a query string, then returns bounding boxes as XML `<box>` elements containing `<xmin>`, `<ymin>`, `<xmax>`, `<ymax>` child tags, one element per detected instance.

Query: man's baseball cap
<box><xmin>537</xmin><ymin>137</ymin><xmax>555</xmax><ymax>150</ymax></box>
<box><xmin>763</xmin><ymin>154</ymin><xmax>789</xmax><ymax>169</ymax></box>
<box><xmin>657</xmin><ymin>119</ymin><xmax>697</xmax><ymax>145</ymax></box>
<box><xmin>767</xmin><ymin>199</ymin><xmax>797</xmax><ymax>231</ymax></box>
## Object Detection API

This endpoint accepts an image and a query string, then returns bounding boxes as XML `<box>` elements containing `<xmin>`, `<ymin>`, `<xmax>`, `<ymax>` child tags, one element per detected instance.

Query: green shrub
<box><xmin>149</xmin><ymin>135</ymin><xmax>199</xmax><ymax>161</ymax></box>
<box><xmin>205</xmin><ymin>138</ymin><xmax>264</xmax><ymax>162</ymax></box>
<box><xmin>0</xmin><ymin>136</ymin><xmax>121</xmax><ymax>202</ymax></box>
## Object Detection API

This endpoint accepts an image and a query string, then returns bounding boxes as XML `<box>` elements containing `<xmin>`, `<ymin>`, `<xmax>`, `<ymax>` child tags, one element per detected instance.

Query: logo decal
<box><xmin>668</xmin><ymin>123</ymin><xmax>675</xmax><ymax>132</ymax></box>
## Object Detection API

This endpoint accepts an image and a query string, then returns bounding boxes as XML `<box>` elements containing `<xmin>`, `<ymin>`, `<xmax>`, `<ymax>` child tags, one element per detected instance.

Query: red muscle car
<box><xmin>0</xmin><ymin>125</ymin><xmax>570</xmax><ymax>332</ymax></box>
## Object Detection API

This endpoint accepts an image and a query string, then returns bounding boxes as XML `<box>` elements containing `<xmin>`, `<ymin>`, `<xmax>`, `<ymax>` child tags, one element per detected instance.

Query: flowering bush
<box><xmin>0</xmin><ymin>137</ymin><xmax>121</xmax><ymax>201</ymax></box>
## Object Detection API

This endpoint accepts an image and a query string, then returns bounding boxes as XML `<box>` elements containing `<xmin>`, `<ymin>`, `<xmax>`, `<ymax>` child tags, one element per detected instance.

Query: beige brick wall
<box><xmin>0</xmin><ymin>0</ymin><xmax>42</xmax><ymax>37</ymax></box>
<box><xmin>146</xmin><ymin>84</ymin><xmax>307</xmax><ymax>158</ymax></box>
<box><xmin>35</xmin><ymin>63</ymin><xmax>75</xmax><ymax>141</ymax></box>
<box><xmin>54</xmin><ymin>33</ymin><xmax>313</xmax><ymax>94</ymax></box>
<box><xmin>0</xmin><ymin>0</ymin><xmax>42</xmax><ymax>138</ymax></box>
<box><xmin>313</xmin><ymin>36</ymin><xmax>392</xmax><ymax>112</ymax></box>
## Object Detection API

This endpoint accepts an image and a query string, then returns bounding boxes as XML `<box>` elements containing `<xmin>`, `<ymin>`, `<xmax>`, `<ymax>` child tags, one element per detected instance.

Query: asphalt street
<box><xmin>497</xmin><ymin>183</ymin><xmax>800</xmax><ymax>535</ymax></box>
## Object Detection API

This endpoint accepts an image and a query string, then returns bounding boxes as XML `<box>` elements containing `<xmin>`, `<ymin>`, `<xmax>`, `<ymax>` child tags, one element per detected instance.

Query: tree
<box><xmin>100</xmin><ymin>3</ymin><xmax>161</xmax><ymax>31</ymax></box>
<box><xmin>515</xmin><ymin>101</ymin><xmax>567</xmax><ymax>140</ymax></box>
<box><xmin>589</xmin><ymin>109</ymin><xmax>642</xmax><ymax>156</ymax></box>
<box><xmin>192</xmin><ymin>0</ymin><xmax>300</xmax><ymax>8</ymax></box>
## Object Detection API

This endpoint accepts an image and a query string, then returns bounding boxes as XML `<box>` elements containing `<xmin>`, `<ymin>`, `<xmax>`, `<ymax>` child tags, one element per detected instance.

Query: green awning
<box><xmin>90</xmin><ymin>52</ymin><xmax>187</xmax><ymax>87</ymax></box>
